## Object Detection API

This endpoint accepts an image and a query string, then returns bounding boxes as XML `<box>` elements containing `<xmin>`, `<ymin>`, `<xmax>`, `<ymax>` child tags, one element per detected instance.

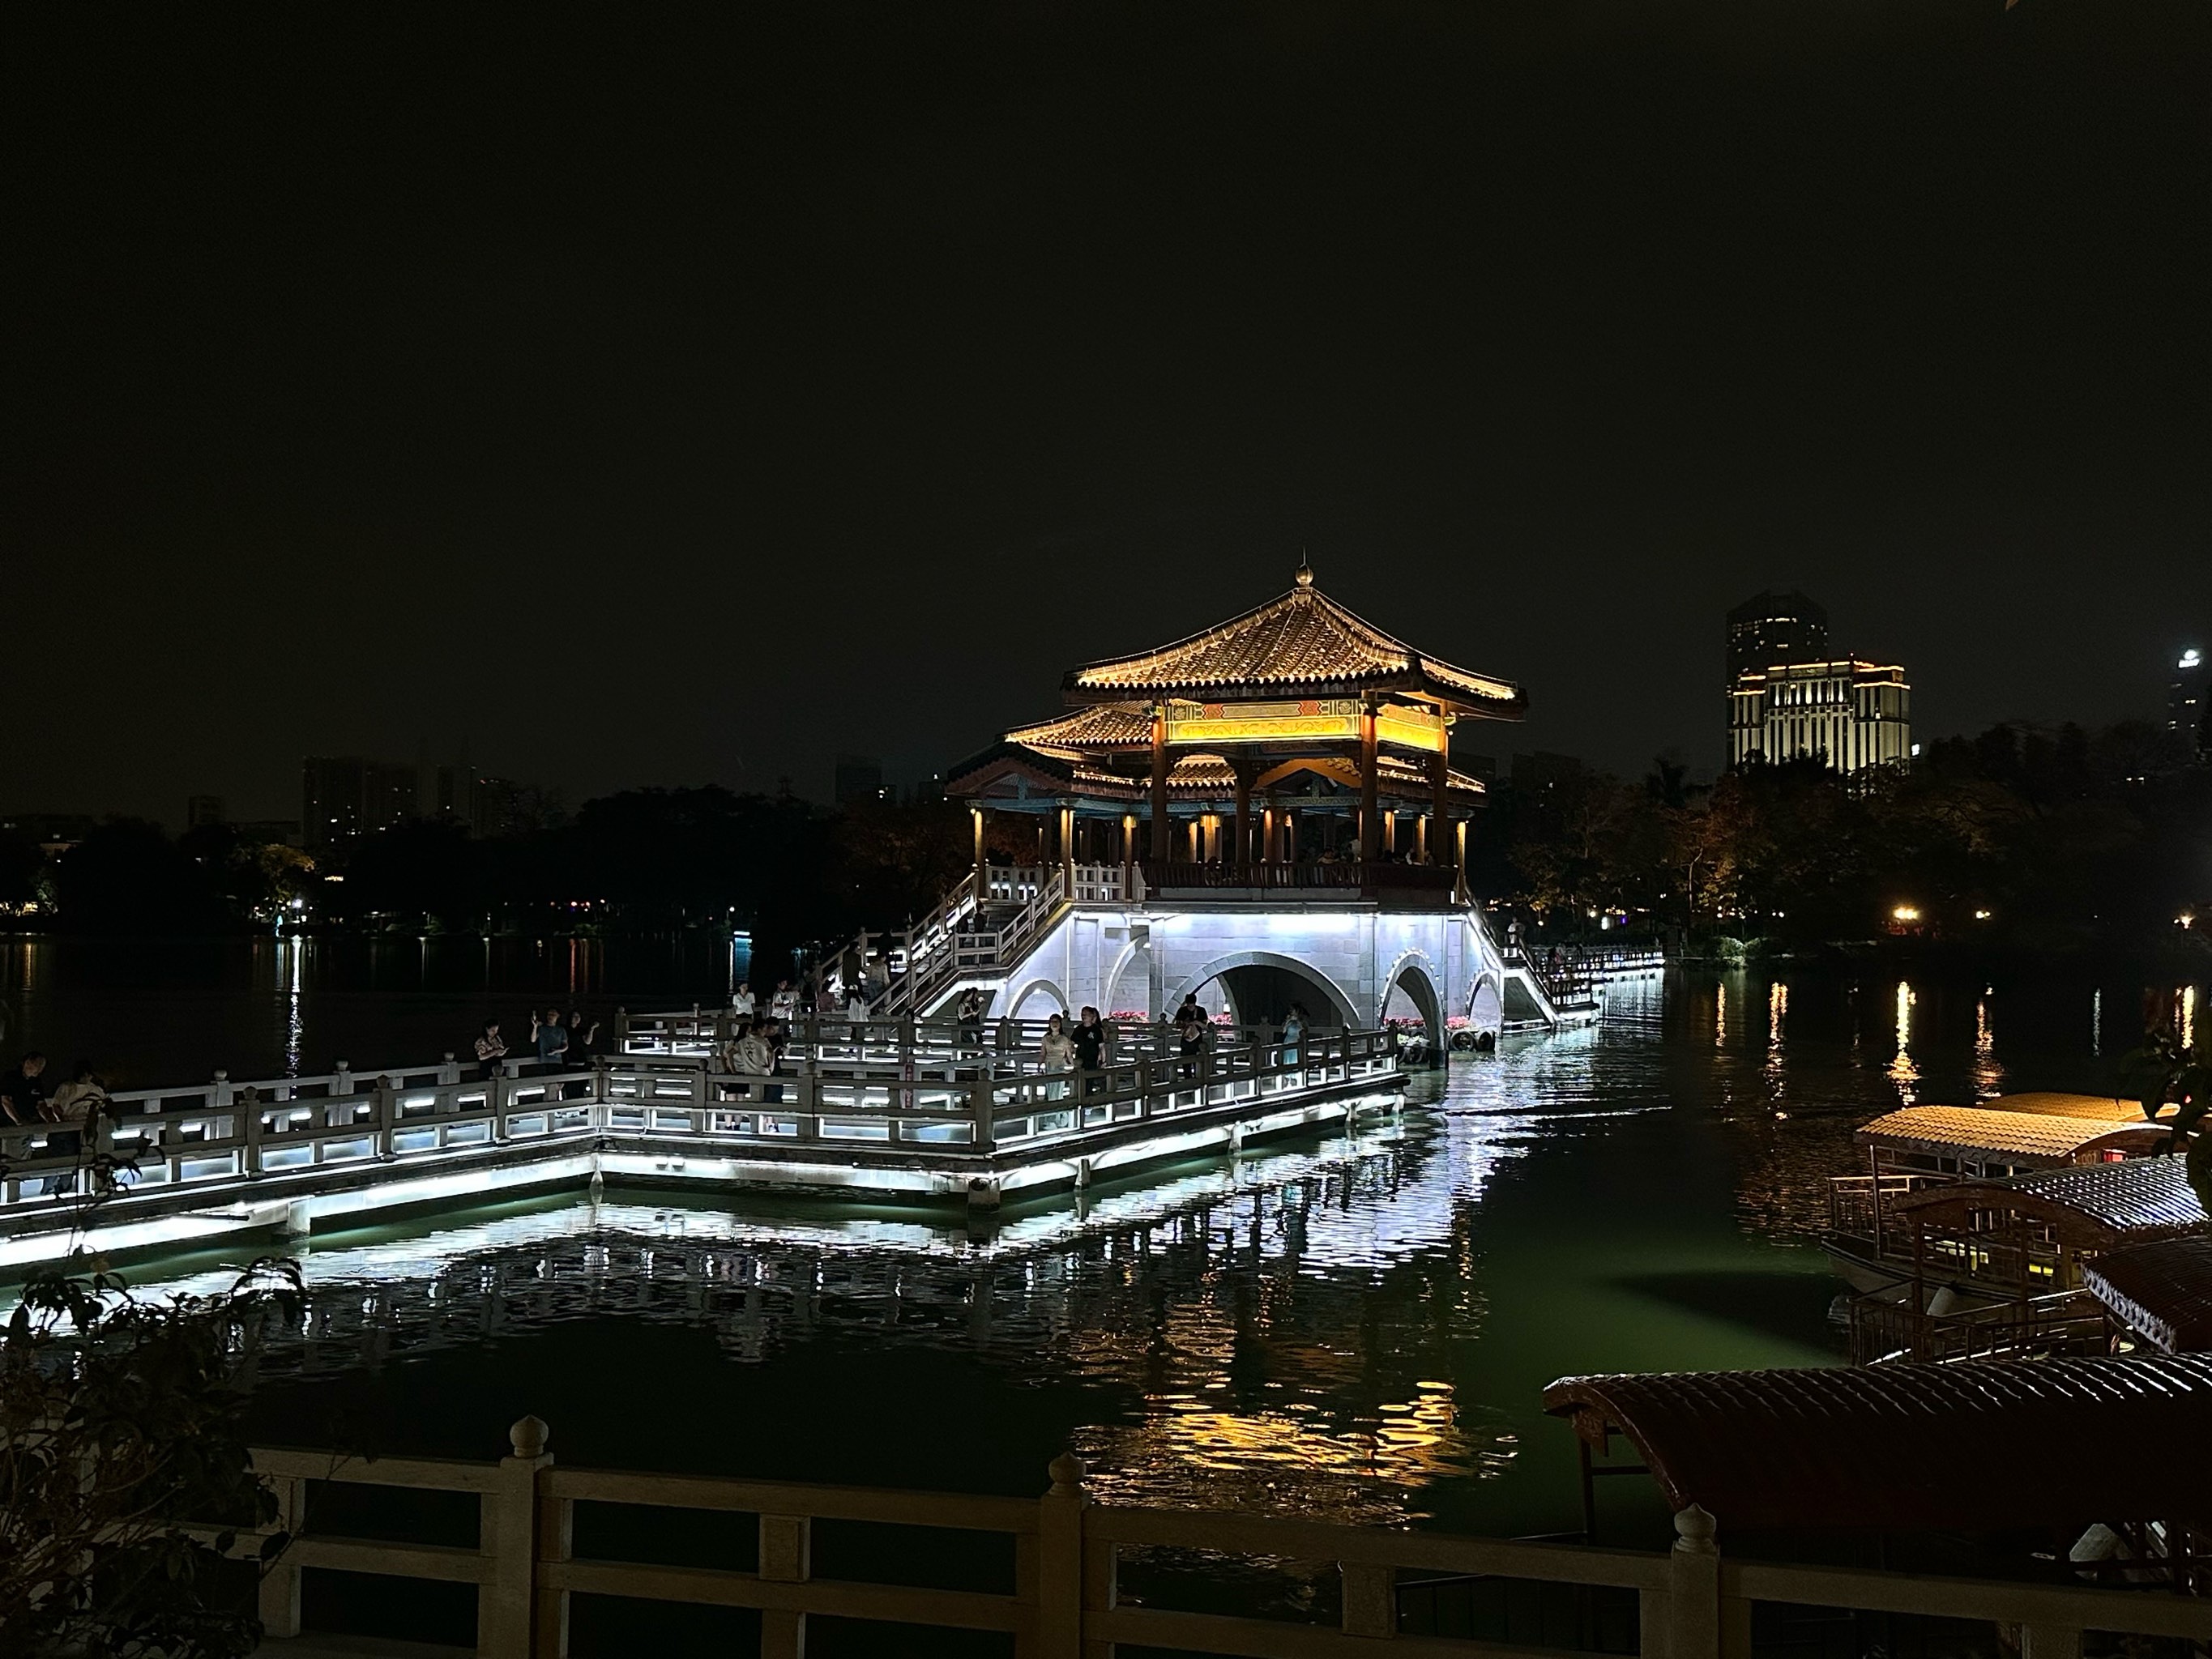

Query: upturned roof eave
<box><xmin>1059</xmin><ymin>666</ymin><xmax>1527</xmax><ymax>716</ymax></box>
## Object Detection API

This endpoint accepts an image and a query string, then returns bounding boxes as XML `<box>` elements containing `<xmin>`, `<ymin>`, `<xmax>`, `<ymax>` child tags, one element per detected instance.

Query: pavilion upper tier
<box><xmin>946</xmin><ymin>564</ymin><xmax>1525</xmax><ymax>877</ymax></box>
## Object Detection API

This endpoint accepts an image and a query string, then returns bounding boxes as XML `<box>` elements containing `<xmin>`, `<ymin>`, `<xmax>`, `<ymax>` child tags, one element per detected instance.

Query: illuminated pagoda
<box><xmin>946</xmin><ymin>562</ymin><xmax>1525</xmax><ymax>896</ymax></box>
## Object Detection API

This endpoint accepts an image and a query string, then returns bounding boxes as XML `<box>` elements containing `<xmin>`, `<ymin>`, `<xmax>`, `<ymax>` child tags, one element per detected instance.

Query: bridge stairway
<box><xmin>838</xmin><ymin>865</ymin><xmax>1100</xmax><ymax>1020</ymax></box>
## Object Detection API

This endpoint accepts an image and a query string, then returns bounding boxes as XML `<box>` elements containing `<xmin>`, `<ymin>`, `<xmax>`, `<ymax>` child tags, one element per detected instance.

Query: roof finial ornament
<box><xmin>1294</xmin><ymin>549</ymin><xmax>1313</xmax><ymax>590</ymax></box>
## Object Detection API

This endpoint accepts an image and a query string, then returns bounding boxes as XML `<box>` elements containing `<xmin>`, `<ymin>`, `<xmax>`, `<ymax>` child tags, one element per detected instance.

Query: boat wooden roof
<box><xmin>1061</xmin><ymin>567</ymin><xmax>1526</xmax><ymax>714</ymax></box>
<box><xmin>1855</xmin><ymin>1105</ymin><xmax>2169</xmax><ymax>1164</ymax></box>
<box><xmin>2085</xmin><ymin>1236</ymin><xmax>2212</xmax><ymax>1354</ymax></box>
<box><xmin>1981</xmin><ymin>1091</ymin><xmax>2162</xmax><ymax>1124</ymax></box>
<box><xmin>1543</xmin><ymin>1354</ymin><xmax>2212</xmax><ymax>1530</ymax></box>
<box><xmin>1893</xmin><ymin>1158</ymin><xmax>2211</xmax><ymax>1248</ymax></box>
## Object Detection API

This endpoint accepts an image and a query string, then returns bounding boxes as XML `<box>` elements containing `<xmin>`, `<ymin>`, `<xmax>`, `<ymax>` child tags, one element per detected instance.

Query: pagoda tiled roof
<box><xmin>1003</xmin><ymin>704</ymin><xmax>1155</xmax><ymax>753</ymax></box>
<box><xmin>1061</xmin><ymin>569</ymin><xmax>1525</xmax><ymax>714</ymax></box>
<box><xmin>945</xmin><ymin>738</ymin><xmax>1487</xmax><ymax>804</ymax></box>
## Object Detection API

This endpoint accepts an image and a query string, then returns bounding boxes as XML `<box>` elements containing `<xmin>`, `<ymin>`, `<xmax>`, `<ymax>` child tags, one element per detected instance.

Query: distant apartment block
<box><xmin>302</xmin><ymin>757</ymin><xmax>421</xmax><ymax>847</ymax></box>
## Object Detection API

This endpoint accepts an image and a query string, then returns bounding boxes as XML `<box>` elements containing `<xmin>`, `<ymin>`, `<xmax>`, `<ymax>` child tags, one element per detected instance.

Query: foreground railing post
<box><xmin>758</xmin><ymin>1511</ymin><xmax>812</xmax><ymax>1659</ymax></box>
<box><xmin>2020</xmin><ymin>1627</ymin><xmax>2084</xmax><ymax>1659</ymax></box>
<box><xmin>1342</xmin><ymin>1558</ymin><xmax>1394</xmax><ymax>1637</ymax></box>
<box><xmin>258</xmin><ymin>1473</ymin><xmax>305</xmax><ymax>1636</ymax></box>
<box><xmin>483</xmin><ymin>1415</ymin><xmax>552</xmax><ymax>1659</ymax></box>
<box><xmin>1665</xmin><ymin>1505</ymin><xmax>1720</xmax><ymax>1659</ymax></box>
<box><xmin>1037</xmin><ymin>1453</ymin><xmax>1092</xmax><ymax>1659</ymax></box>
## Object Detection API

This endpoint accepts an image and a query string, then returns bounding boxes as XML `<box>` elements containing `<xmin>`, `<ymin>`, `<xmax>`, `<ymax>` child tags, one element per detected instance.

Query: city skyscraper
<box><xmin>2171</xmin><ymin>646</ymin><xmax>2208</xmax><ymax>761</ymax></box>
<box><xmin>1724</xmin><ymin>593</ymin><xmax>1910</xmax><ymax>775</ymax></box>
<box><xmin>1725</xmin><ymin>591</ymin><xmax>1830</xmax><ymax>681</ymax></box>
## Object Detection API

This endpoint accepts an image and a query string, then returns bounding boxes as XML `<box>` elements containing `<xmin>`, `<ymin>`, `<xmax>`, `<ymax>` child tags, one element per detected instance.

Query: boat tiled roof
<box><xmin>1543</xmin><ymin>1354</ymin><xmax>2212</xmax><ymax>1530</ymax></box>
<box><xmin>1855</xmin><ymin>1105</ymin><xmax>2168</xmax><ymax>1164</ymax></box>
<box><xmin>1062</xmin><ymin>571</ymin><xmax>1525</xmax><ymax>714</ymax></box>
<box><xmin>1894</xmin><ymin>1157</ymin><xmax>2211</xmax><ymax>1245</ymax></box>
<box><xmin>2085</xmin><ymin>1236</ymin><xmax>2212</xmax><ymax>1354</ymax></box>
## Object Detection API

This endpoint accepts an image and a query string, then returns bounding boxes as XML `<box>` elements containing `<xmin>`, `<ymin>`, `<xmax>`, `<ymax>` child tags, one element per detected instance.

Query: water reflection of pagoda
<box><xmin>947</xmin><ymin>562</ymin><xmax>1525</xmax><ymax>884</ymax></box>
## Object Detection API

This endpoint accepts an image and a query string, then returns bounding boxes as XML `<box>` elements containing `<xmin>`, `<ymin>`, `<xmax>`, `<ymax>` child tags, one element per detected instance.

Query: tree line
<box><xmin>6</xmin><ymin>724</ymin><xmax>2206</xmax><ymax>962</ymax></box>
<box><xmin>0</xmin><ymin>787</ymin><xmax>989</xmax><ymax>968</ymax></box>
<box><xmin>1471</xmin><ymin>720</ymin><xmax>2212</xmax><ymax>955</ymax></box>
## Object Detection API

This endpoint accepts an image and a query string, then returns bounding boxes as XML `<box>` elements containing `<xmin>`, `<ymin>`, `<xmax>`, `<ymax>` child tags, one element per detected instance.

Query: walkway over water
<box><xmin>0</xmin><ymin>1015</ymin><xmax>1403</xmax><ymax>1271</ymax></box>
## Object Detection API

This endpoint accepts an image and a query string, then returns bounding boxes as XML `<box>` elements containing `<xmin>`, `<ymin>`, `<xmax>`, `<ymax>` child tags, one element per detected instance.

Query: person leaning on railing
<box><xmin>41</xmin><ymin>1060</ymin><xmax>107</xmax><ymax>1197</ymax></box>
<box><xmin>2</xmin><ymin>1051</ymin><xmax>49</xmax><ymax>1128</ymax></box>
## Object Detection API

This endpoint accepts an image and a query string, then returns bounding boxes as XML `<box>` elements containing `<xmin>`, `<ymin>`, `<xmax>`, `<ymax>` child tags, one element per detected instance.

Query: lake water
<box><xmin>4</xmin><ymin>939</ymin><xmax>2193</xmax><ymax>1651</ymax></box>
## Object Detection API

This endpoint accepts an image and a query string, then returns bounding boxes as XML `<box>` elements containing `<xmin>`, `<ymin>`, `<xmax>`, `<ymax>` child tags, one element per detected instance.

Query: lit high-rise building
<box><xmin>1725</xmin><ymin>593</ymin><xmax>1910</xmax><ymax>775</ymax></box>
<box><xmin>2171</xmin><ymin>646</ymin><xmax>2208</xmax><ymax>761</ymax></box>
<box><xmin>1726</xmin><ymin>591</ymin><xmax>1830</xmax><ymax>680</ymax></box>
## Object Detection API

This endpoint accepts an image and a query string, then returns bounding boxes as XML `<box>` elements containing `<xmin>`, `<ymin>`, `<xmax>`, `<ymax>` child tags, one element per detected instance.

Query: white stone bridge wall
<box><xmin>974</xmin><ymin>900</ymin><xmax>1510</xmax><ymax>1037</ymax></box>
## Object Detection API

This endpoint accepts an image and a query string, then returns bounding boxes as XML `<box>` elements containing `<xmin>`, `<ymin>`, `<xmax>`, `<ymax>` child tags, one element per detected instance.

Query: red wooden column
<box><xmin>1428</xmin><ymin>747</ymin><xmax>1451</xmax><ymax>868</ymax></box>
<box><xmin>1359</xmin><ymin>698</ymin><xmax>1381</xmax><ymax>864</ymax></box>
<box><xmin>1149</xmin><ymin>702</ymin><xmax>1170</xmax><ymax>860</ymax></box>
<box><xmin>1232</xmin><ymin>766</ymin><xmax>1253</xmax><ymax>880</ymax></box>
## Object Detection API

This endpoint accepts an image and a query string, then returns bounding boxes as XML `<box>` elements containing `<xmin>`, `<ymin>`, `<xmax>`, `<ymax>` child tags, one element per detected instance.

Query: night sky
<box><xmin>6</xmin><ymin>2</ymin><xmax>2206</xmax><ymax>825</ymax></box>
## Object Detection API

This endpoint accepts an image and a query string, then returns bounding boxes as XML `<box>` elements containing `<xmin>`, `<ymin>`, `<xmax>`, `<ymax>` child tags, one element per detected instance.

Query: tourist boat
<box><xmin>1843</xmin><ymin>1158</ymin><xmax>2211</xmax><ymax>1363</ymax></box>
<box><xmin>1825</xmin><ymin>1103</ymin><xmax>2171</xmax><ymax>1297</ymax></box>
<box><xmin>2084</xmin><ymin>1233</ymin><xmax>2212</xmax><ymax>1355</ymax></box>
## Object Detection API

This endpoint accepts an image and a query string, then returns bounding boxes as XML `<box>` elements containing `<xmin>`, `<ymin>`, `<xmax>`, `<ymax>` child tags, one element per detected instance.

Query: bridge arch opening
<box><xmin>1006</xmin><ymin>978</ymin><xmax>1070</xmax><ymax>1021</ymax></box>
<box><xmin>1381</xmin><ymin>957</ymin><xmax>1445</xmax><ymax>1059</ymax></box>
<box><xmin>1168</xmin><ymin>950</ymin><xmax>1358</xmax><ymax>1032</ymax></box>
<box><xmin>1467</xmin><ymin>973</ymin><xmax>1503</xmax><ymax>1032</ymax></box>
<box><xmin>1104</xmin><ymin>942</ymin><xmax>1155</xmax><ymax>1021</ymax></box>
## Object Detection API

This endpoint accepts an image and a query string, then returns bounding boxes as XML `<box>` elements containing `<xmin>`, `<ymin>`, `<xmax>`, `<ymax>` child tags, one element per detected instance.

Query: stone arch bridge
<box><xmin>855</xmin><ymin>865</ymin><xmax>1586</xmax><ymax>1049</ymax></box>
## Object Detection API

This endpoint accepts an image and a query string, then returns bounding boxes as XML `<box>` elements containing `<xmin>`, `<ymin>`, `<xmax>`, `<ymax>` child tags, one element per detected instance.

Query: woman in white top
<box><xmin>1039</xmin><ymin>1013</ymin><xmax>1076</xmax><ymax>1099</ymax></box>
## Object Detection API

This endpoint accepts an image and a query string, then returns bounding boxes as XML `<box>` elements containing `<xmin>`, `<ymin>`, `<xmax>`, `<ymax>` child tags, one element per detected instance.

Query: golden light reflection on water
<box><xmin>1764</xmin><ymin>983</ymin><xmax>1787</xmax><ymax>1099</ymax></box>
<box><xmin>1887</xmin><ymin>981</ymin><xmax>1919</xmax><ymax>1104</ymax></box>
<box><xmin>2184</xmin><ymin>986</ymin><xmax>2197</xmax><ymax>1051</ymax></box>
<box><xmin>1972</xmin><ymin>992</ymin><xmax>2005</xmax><ymax>1099</ymax></box>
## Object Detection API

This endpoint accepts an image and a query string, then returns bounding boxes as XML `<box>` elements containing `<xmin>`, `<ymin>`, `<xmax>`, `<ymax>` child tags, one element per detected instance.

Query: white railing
<box><xmin>0</xmin><ymin>1028</ymin><xmax>1400</xmax><ymax>1218</ymax></box>
<box><xmin>237</xmin><ymin>1417</ymin><xmax>2212</xmax><ymax>1659</ymax></box>
<box><xmin>0</xmin><ymin>1058</ymin><xmax>602</xmax><ymax>1209</ymax></box>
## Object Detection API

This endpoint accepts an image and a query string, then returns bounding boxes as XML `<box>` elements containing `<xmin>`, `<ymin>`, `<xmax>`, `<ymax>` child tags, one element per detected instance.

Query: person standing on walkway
<box><xmin>473</xmin><ymin>1021</ymin><xmax>509</xmax><ymax>1082</ymax></box>
<box><xmin>1173</xmin><ymin>995</ymin><xmax>1209</xmax><ymax>1079</ymax></box>
<box><xmin>532</xmin><ymin>1007</ymin><xmax>569</xmax><ymax>1070</ymax></box>
<box><xmin>732</xmin><ymin>983</ymin><xmax>757</xmax><ymax>1031</ymax></box>
<box><xmin>1280</xmin><ymin>1002</ymin><xmax>1309</xmax><ymax>1068</ymax></box>
<box><xmin>1039</xmin><ymin>1013</ymin><xmax>1076</xmax><ymax>1099</ymax></box>
<box><xmin>771</xmin><ymin>979</ymin><xmax>798</xmax><ymax>1023</ymax></box>
<box><xmin>1073</xmin><ymin>1006</ymin><xmax>1108</xmax><ymax>1095</ymax></box>
<box><xmin>563</xmin><ymin>1009</ymin><xmax>601</xmax><ymax>1097</ymax></box>
<box><xmin>956</xmin><ymin>987</ymin><xmax>985</xmax><ymax>1057</ymax></box>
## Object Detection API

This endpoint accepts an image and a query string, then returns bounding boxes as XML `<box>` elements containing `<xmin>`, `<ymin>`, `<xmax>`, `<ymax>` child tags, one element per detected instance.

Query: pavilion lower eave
<box><xmin>944</xmin><ymin>741</ymin><xmax>1487</xmax><ymax>808</ymax></box>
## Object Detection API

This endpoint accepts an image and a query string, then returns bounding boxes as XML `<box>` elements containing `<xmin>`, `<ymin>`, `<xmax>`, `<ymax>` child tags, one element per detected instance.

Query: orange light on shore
<box><xmin>1891</xmin><ymin>905</ymin><xmax>1920</xmax><ymax>923</ymax></box>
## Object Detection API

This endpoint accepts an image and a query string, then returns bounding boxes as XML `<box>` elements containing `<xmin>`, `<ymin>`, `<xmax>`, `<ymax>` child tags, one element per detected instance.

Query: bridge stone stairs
<box><xmin>842</xmin><ymin>865</ymin><xmax>1083</xmax><ymax>1020</ymax></box>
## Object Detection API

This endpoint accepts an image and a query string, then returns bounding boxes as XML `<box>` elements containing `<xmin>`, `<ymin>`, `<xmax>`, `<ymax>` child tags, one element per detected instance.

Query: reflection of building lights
<box><xmin>1974</xmin><ymin>909</ymin><xmax>1992</xmax><ymax>921</ymax></box>
<box><xmin>1891</xmin><ymin>905</ymin><xmax>1920</xmax><ymax>923</ymax></box>
<box><xmin>2183</xmin><ymin>648</ymin><xmax>2203</xmax><ymax>671</ymax></box>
